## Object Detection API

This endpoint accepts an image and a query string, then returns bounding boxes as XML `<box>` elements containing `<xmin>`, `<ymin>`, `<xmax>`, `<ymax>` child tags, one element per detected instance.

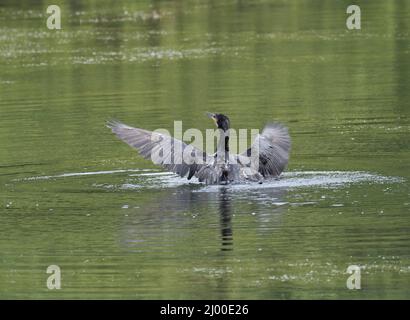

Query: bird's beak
<box><xmin>206</xmin><ymin>112</ymin><xmax>215</xmax><ymax>119</ymax></box>
<box><xmin>206</xmin><ymin>112</ymin><xmax>218</xmax><ymax>126</ymax></box>
<box><xmin>206</xmin><ymin>112</ymin><xmax>217</xmax><ymax>126</ymax></box>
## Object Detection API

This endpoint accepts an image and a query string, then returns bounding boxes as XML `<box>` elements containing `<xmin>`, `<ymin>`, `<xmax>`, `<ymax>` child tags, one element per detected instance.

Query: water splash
<box><xmin>197</xmin><ymin>171</ymin><xmax>404</xmax><ymax>193</ymax></box>
<box><xmin>15</xmin><ymin>169</ymin><xmax>156</xmax><ymax>181</ymax></box>
<box><xmin>17</xmin><ymin>169</ymin><xmax>404</xmax><ymax>191</ymax></box>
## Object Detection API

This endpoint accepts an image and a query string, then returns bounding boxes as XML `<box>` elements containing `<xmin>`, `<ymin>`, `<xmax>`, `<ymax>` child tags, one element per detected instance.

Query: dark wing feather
<box><xmin>107</xmin><ymin>120</ymin><xmax>211</xmax><ymax>179</ymax></box>
<box><xmin>241</xmin><ymin>123</ymin><xmax>291</xmax><ymax>177</ymax></box>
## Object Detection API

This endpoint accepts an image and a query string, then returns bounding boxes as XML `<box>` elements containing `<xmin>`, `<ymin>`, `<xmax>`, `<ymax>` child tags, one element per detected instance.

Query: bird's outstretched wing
<box><xmin>240</xmin><ymin>123</ymin><xmax>291</xmax><ymax>178</ymax></box>
<box><xmin>107</xmin><ymin>120</ymin><xmax>212</xmax><ymax>180</ymax></box>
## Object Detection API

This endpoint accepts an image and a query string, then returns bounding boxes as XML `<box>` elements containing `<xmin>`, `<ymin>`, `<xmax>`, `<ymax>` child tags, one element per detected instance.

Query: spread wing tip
<box><xmin>106</xmin><ymin>119</ymin><xmax>132</xmax><ymax>132</ymax></box>
<box><xmin>263</xmin><ymin>122</ymin><xmax>289</xmax><ymax>134</ymax></box>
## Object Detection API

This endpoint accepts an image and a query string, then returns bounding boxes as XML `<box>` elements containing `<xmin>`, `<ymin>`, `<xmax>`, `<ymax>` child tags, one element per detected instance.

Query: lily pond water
<box><xmin>0</xmin><ymin>1</ymin><xmax>409</xmax><ymax>299</ymax></box>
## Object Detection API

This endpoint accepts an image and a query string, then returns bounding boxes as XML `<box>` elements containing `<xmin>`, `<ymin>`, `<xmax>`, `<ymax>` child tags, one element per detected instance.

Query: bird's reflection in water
<box><xmin>120</xmin><ymin>184</ymin><xmax>287</xmax><ymax>253</ymax></box>
<box><xmin>218</xmin><ymin>187</ymin><xmax>233</xmax><ymax>251</ymax></box>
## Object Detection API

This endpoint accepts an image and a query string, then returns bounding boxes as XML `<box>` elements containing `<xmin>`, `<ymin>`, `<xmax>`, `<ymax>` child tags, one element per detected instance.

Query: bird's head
<box><xmin>206</xmin><ymin>112</ymin><xmax>230</xmax><ymax>131</ymax></box>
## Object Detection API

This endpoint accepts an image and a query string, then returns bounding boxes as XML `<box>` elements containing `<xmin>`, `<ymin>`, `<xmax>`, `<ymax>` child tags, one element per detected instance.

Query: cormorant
<box><xmin>107</xmin><ymin>113</ymin><xmax>290</xmax><ymax>184</ymax></box>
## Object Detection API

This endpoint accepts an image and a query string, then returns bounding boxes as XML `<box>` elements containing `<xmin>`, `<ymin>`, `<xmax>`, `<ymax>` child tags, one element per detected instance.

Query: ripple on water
<box><xmin>17</xmin><ymin>169</ymin><xmax>404</xmax><ymax>192</ymax></box>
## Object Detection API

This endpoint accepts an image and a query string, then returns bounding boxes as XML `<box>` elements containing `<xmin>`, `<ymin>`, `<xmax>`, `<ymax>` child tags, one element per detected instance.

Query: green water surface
<box><xmin>0</xmin><ymin>0</ymin><xmax>409</xmax><ymax>299</ymax></box>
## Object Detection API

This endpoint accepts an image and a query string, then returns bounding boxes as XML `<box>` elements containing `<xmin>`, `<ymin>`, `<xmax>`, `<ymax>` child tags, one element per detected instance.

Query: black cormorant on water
<box><xmin>107</xmin><ymin>113</ymin><xmax>290</xmax><ymax>185</ymax></box>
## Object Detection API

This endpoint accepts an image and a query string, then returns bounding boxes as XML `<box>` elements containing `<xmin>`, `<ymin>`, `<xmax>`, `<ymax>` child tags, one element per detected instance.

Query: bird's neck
<box><xmin>216</xmin><ymin>129</ymin><xmax>229</xmax><ymax>163</ymax></box>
